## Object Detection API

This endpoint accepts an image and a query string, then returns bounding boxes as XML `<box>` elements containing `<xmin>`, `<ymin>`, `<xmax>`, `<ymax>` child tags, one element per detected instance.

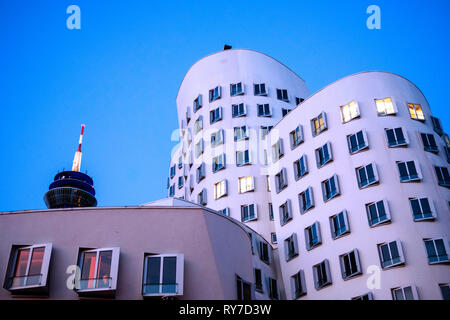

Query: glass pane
<box><xmin>145</xmin><ymin>257</ymin><xmax>161</xmax><ymax>294</ymax></box>
<box><xmin>435</xmin><ymin>239</ymin><xmax>448</xmax><ymax>259</ymax></box>
<box><xmin>162</xmin><ymin>257</ymin><xmax>177</xmax><ymax>293</ymax></box>
<box><xmin>389</xmin><ymin>242</ymin><xmax>400</xmax><ymax>261</ymax></box>
<box><xmin>394</xmin><ymin>289</ymin><xmax>404</xmax><ymax>300</ymax></box>
<box><xmin>96</xmin><ymin>250</ymin><xmax>112</xmax><ymax>288</ymax></box>
<box><xmin>81</xmin><ymin>252</ymin><xmax>97</xmax><ymax>289</ymax></box>
<box><xmin>404</xmin><ymin>287</ymin><xmax>414</xmax><ymax>300</ymax></box>
<box><xmin>12</xmin><ymin>248</ymin><xmax>30</xmax><ymax>287</ymax></box>
<box><xmin>410</xmin><ymin>199</ymin><xmax>421</xmax><ymax>215</ymax></box>
<box><xmin>395</xmin><ymin>128</ymin><xmax>405</xmax><ymax>143</ymax></box>
<box><xmin>27</xmin><ymin>247</ymin><xmax>45</xmax><ymax>286</ymax></box>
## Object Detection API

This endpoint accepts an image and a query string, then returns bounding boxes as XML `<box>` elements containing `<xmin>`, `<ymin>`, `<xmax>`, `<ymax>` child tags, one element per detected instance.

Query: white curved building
<box><xmin>168</xmin><ymin>48</ymin><xmax>450</xmax><ymax>300</ymax></box>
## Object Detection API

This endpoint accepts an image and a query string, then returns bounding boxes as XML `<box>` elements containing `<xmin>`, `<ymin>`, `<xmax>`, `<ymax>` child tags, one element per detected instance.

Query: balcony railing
<box><xmin>77</xmin><ymin>277</ymin><xmax>112</xmax><ymax>291</ymax></box>
<box><xmin>7</xmin><ymin>274</ymin><xmax>43</xmax><ymax>289</ymax></box>
<box><xmin>142</xmin><ymin>283</ymin><xmax>178</xmax><ymax>295</ymax></box>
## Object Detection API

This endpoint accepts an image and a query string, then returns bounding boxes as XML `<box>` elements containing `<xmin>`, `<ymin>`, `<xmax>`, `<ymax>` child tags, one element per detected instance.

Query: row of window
<box><xmin>3</xmin><ymin>244</ymin><xmax>184</xmax><ymax>298</ymax></box>
<box><xmin>287</xmin><ymin>239</ymin><xmax>450</xmax><ymax>299</ymax></box>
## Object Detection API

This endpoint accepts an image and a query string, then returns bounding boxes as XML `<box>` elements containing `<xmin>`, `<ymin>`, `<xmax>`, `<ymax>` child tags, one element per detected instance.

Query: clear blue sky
<box><xmin>0</xmin><ymin>0</ymin><xmax>449</xmax><ymax>211</ymax></box>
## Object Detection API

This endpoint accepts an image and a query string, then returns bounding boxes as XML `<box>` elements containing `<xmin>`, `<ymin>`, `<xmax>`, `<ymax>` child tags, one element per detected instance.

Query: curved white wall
<box><xmin>168</xmin><ymin>49</ymin><xmax>310</xmax><ymax>242</ymax></box>
<box><xmin>269</xmin><ymin>71</ymin><xmax>450</xmax><ymax>300</ymax></box>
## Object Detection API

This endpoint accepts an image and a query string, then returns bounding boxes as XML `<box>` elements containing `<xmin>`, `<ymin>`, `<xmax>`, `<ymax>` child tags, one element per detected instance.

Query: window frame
<box><xmin>424</xmin><ymin>238</ymin><xmax>450</xmax><ymax>265</ymax></box>
<box><xmin>339</xmin><ymin>101</ymin><xmax>360</xmax><ymax>124</ymax></box>
<box><xmin>366</xmin><ymin>199</ymin><xmax>391</xmax><ymax>227</ymax></box>
<box><xmin>232</xmin><ymin>103</ymin><xmax>247</xmax><ymax>118</ymax></box>
<box><xmin>378</xmin><ymin>240</ymin><xmax>405</xmax><ymax>269</ymax></box>
<box><xmin>279</xmin><ymin>199</ymin><xmax>293</xmax><ymax>226</ymax></box>
<box><xmin>409</xmin><ymin>197</ymin><xmax>436</xmax><ymax>221</ymax></box>
<box><xmin>391</xmin><ymin>285</ymin><xmax>419</xmax><ymax>300</ymax></box>
<box><xmin>293</xmin><ymin>154</ymin><xmax>308</xmax><ymax>180</ymax></box>
<box><xmin>321</xmin><ymin>174</ymin><xmax>340</xmax><ymax>202</ymax></box>
<box><xmin>253</xmin><ymin>83</ymin><xmax>267</xmax><ymax>96</ymax></box>
<box><xmin>209</xmin><ymin>86</ymin><xmax>222</xmax><ymax>102</ymax></box>
<box><xmin>142</xmin><ymin>253</ymin><xmax>184</xmax><ymax>297</ymax></box>
<box><xmin>230</xmin><ymin>82</ymin><xmax>244</xmax><ymax>97</ymax></box>
<box><xmin>311</xmin><ymin>112</ymin><xmax>328</xmax><ymax>137</ymax></box>
<box><xmin>339</xmin><ymin>249</ymin><xmax>362</xmax><ymax>280</ymax></box>
<box><xmin>214</xmin><ymin>180</ymin><xmax>228</xmax><ymax>200</ymax></box>
<box><xmin>241</xmin><ymin>204</ymin><xmax>257</xmax><ymax>222</ymax></box>
<box><xmin>312</xmin><ymin>259</ymin><xmax>332</xmax><ymax>290</ymax></box>
<box><xmin>290</xmin><ymin>270</ymin><xmax>307</xmax><ymax>299</ymax></box>
<box><xmin>284</xmin><ymin>233</ymin><xmax>299</xmax><ymax>262</ymax></box>
<box><xmin>238</xmin><ymin>176</ymin><xmax>255</xmax><ymax>194</ymax></box>
<box><xmin>209</xmin><ymin>106</ymin><xmax>223</xmax><ymax>124</ymax></box>
<box><xmin>289</xmin><ymin>125</ymin><xmax>304</xmax><ymax>149</ymax></box>
<box><xmin>356</xmin><ymin>163</ymin><xmax>380</xmax><ymax>189</ymax></box>
<box><xmin>375</xmin><ymin>97</ymin><xmax>396</xmax><ymax>116</ymax></box>
<box><xmin>329</xmin><ymin>210</ymin><xmax>350</xmax><ymax>240</ymax></box>
<box><xmin>396</xmin><ymin>160</ymin><xmax>422</xmax><ymax>183</ymax></box>
<box><xmin>299</xmin><ymin>187</ymin><xmax>315</xmax><ymax>214</ymax></box>
<box><xmin>408</xmin><ymin>103</ymin><xmax>425</xmax><ymax>121</ymax></box>
<box><xmin>257</xmin><ymin>103</ymin><xmax>271</xmax><ymax>117</ymax></box>
<box><xmin>385</xmin><ymin>127</ymin><xmax>409</xmax><ymax>148</ymax></box>
<box><xmin>305</xmin><ymin>222</ymin><xmax>322</xmax><ymax>251</ymax></box>
<box><xmin>347</xmin><ymin>130</ymin><xmax>369</xmax><ymax>154</ymax></box>
<box><xmin>315</xmin><ymin>142</ymin><xmax>333</xmax><ymax>168</ymax></box>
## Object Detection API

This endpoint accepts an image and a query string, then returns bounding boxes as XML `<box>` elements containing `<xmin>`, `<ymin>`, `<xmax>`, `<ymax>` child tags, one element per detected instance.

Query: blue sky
<box><xmin>0</xmin><ymin>0</ymin><xmax>449</xmax><ymax>211</ymax></box>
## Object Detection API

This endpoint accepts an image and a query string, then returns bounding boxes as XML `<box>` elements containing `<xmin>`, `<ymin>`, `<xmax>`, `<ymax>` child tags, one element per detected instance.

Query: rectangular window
<box><xmin>435</xmin><ymin>166</ymin><xmax>450</xmax><ymax>187</ymax></box>
<box><xmin>4</xmin><ymin>244</ymin><xmax>52</xmax><ymax>293</ymax></box>
<box><xmin>378</xmin><ymin>240</ymin><xmax>405</xmax><ymax>269</ymax></box>
<box><xmin>376</xmin><ymin>97</ymin><xmax>396</xmax><ymax>116</ymax></box>
<box><xmin>236</xmin><ymin>150</ymin><xmax>251</xmax><ymax>166</ymax></box>
<box><xmin>424</xmin><ymin>238</ymin><xmax>449</xmax><ymax>264</ymax></box>
<box><xmin>352</xmin><ymin>292</ymin><xmax>374</xmax><ymax>300</ymax></box>
<box><xmin>340</xmin><ymin>101</ymin><xmax>360</xmax><ymax>123</ymax></box>
<box><xmin>218</xmin><ymin>208</ymin><xmax>230</xmax><ymax>216</ymax></box>
<box><xmin>444</xmin><ymin>146</ymin><xmax>450</xmax><ymax>164</ymax></box>
<box><xmin>232</xmin><ymin>103</ymin><xmax>246</xmax><ymax>118</ymax></box>
<box><xmin>267</xmin><ymin>277</ymin><xmax>279</xmax><ymax>300</ymax></box>
<box><xmin>284</xmin><ymin>233</ymin><xmax>299</xmax><ymax>261</ymax></box>
<box><xmin>212</xmin><ymin>154</ymin><xmax>226</xmax><ymax>172</ymax></box>
<box><xmin>209</xmin><ymin>86</ymin><xmax>221</xmax><ymax>102</ymax></box>
<box><xmin>275</xmin><ymin>168</ymin><xmax>288</xmax><ymax>193</ymax></box>
<box><xmin>421</xmin><ymin>133</ymin><xmax>438</xmax><ymax>153</ymax></box>
<box><xmin>169</xmin><ymin>184</ymin><xmax>175</xmax><ymax>197</ymax></box>
<box><xmin>254</xmin><ymin>83</ymin><xmax>267</xmax><ymax>96</ymax></box>
<box><xmin>312</xmin><ymin>260</ymin><xmax>332</xmax><ymax>290</ymax></box>
<box><xmin>347</xmin><ymin>130</ymin><xmax>368</xmax><ymax>154</ymax></box>
<box><xmin>289</xmin><ymin>125</ymin><xmax>304</xmax><ymax>149</ymax></box>
<box><xmin>236</xmin><ymin>275</ymin><xmax>252</xmax><ymax>300</ymax></box>
<box><xmin>143</xmin><ymin>254</ymin><xmax>184</xmax><ymax>297</ymax></box>
<box><xmin>258</xmin><ymin>241</ymin><xmax>270</xmax><ymax>264</ymax></box>
<box><xmin>409</xmin><ymin>197</ymin><xmax>435</xmax><ymax>221</ymax></box>
<box><xmin>291</xmin><ymin>270</ymin><xmax>307</xmax><ymax>299</ymax></box>
<box><xmin>195</xmin><ymin>139</ymin><xmax>204</xmax><ymax>158</ymax></box>
<box><xmin>194</xmin><ymin>116</ymin><xmax>203</xmax><ymax>134</ymax></box>
<box><xmin>238</xmin><ymin>176</ymin><xmax>254</xmax><ymax>193</ymax></box>
<box><xmin>431</xmin><ymin>116</ymin><xmax>443</xmax><ymax>135</ymax></box>
<box><xmin>293</xmin><ymin>155</ymin><xmax>308</xmax><ymax>180</ymax></box>
<box><xmin>366</xmin><ymin>199</ymin><xmax>391</xmax><ymax>227</ymax></box>
<box><xmin>311</xmin><ymin>113</ymin><xmax>328</xmax><ymax>137</ymax></box>
<box><xmin>209</xmin><ymin>106</ymin><xmax>222</xmax><ymax>124</ymax></box>
<box><xmin>397</xmin><ymin>161</ymin><xmax>421</xmax><ymax>182</ymax></box>
<box><xmin>305</xmin><ymin>222</ymin><xmax>322</xmax><ymax>250</ymax></box>
<box><xmin>77</xmin><ymin>247</ymin><xmax>120</xmax><ymax>294</ymax></box>
<box><xmin>214</xmin><ymin>180</ymin><xmax>228</xmax><ymax>200</ymax></box>
<box><xmin>271</xmin><ymin>232</ymin><xmax>277</xmax><ymax>244</ymax></box>
<box><xmin>339</xmin><ymin>249</ymin><xmax>362</xmax><ymax>280</ymax></box>
<box><xmin>266</xmin><ymin>175</ymin><xmax>271</xmax><ymax>192</ymax></box>
<box><xmin>186</xmin><ymin>107</ymin><xmax>191</xmax><ymax>123</ymax></box>
<box><xmin>408</xmin><ymin>103</ymin><xmax>425</xmax><ymax>121</ymax></box>
<box><xmin>276</xmin><ymin>89</ymin><xmax>289</xmax><ymax>102</ymax></box>
<box><xmin>170</xmin><ymin>165</ymin><xmax>176</xmax><ymax>178</ymax></box>
<box><xmin>177</xmin><ymin>176</ymin><xmax>184</xmax><ymax>189</ymax></box>
<box><xmin>299</xmin><ymin>187</ymin><xmax>314</xmax><ymax>214</ymax></box>
<box><xmin>196</xmin><ymin>163</ymin><xmax>205</xmax><ymax>183</ymax></box>
<box><xmin>241</xmin><ymin>204</ymin><xmax>257</xmax><ymax>222</ymax></box>
<box><xmin>295</xmin><ymin>97</ymin><xmax>304</xmax><ymax>105</ymax></box>
<box><xmin>279</xmin><ymin>199</ymin><xmax>292</xmax><ymax>226</ymax></box>
<box><xmin>254</xmin><ymin>269</ymin><xmax>263</xmax><ymax>293</ymax></box>
<box><xmin>440</xmin><ymin>284</ymin><xmax>450</xmax><ymax>300</ymax></box>
<box><xmin>315</xmin><ymin>142</ymin><xmax>332</xmax><ymax>168</ymax></box>
<box><xmin>269</xmin><ymin>203</ymin><xmax>274</xmax><ymax>221</ymax></box>
<box><xmin>271</xmin><ymin>139</ymin><xmax>284</xmax><ymax>162</ymax></box>
<box><xmin>321</xmin><ymin>175</ymin><xmax>340</xmax><ymax>201</ymax></box>
<box><xmin>385</xmin><ymin>127</ymin><xmax>408</xmax><ymax>147</ymax></box>
<box><xmin>197</xmin><ymin>188</ymin><xmax>207</xmax><ymax>205</ymax></box>
<box><xmin>257</xmin><ymin>104</ymin><xmax>271</xmax><ymax>117</ymax></box>
<box><xmin>356</xmin><ymin>163</ymin><xmax>379</xmax><ymax>189</ymax></box>
<box><xmin>230</xmin><ymin>82</ymin><xmax>244</xmax><ymax>96</ymax></box>
<box><xmin>211</xmin><ymin>129</ymin><xmax>224</xmax><ymax>147</ymax></box>
<box><xmin>392</xmin><ymin>285</ymin><xmax>418</xmax><ymax>300</ymax></box>
<box><xmin>330</xmin><ymin>210</ymin><xmax>350</xmax><ymax>239</ymax></box>
<box><xmin>260</xmin><ymin>126</ymin><xmax>273</xmax><ymax>140</ymax></box>
<box><xmin>234</xmin><ymin>126</ymin><xmax>248</xmax><ymax>141</ymax></box>
<box><xmin>282</xmin><ymin>108</ymin><xmax>291</xmax><ymax>117</ymax></box>
<box><xmin>193</xmin><ymin>94</ymin><xmax>202</xmax><ymax>112</ymax></box>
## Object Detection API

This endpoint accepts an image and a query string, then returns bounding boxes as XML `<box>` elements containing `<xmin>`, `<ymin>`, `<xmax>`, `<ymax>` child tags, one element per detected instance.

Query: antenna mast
<box><xmin>72</xmin><ymin>124</ymin><xmax>85</xmax><ymax>172</ymax></box>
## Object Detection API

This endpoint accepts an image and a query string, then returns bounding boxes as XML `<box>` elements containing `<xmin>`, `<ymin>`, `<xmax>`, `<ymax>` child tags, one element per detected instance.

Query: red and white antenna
<box><xmin>72</xmin><ymin>124</ymin><xmax>85</xmax><ymax>172</ymax></box>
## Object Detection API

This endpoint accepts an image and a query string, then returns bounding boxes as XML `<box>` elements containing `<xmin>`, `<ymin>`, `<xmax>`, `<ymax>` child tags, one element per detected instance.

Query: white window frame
<box><xmin>194</xmin><ymin>116</ymin><xmax>203</xmax><ymax>134</ymax></box>
<box><xmin>257</xmin><ymin>103</ymin><xmax>271</xmax><ymax>117</ymax></box>
<box><xmin>211</xmin><ymin>129</ymin><xmax>224</xmax><ymax>147</ymax></box>
<box><xmin>214</xmin><ymin>180</ymin><xmax>228</xmax><ymax>200</ymax></box>
<box><xmin>241</xmin><ymin>204</ymin><xmax>257</xmax><ymax>222</ymax></box>
<box><xmin>212</xmin><ymin>153</ymin><xmax>226</xmax><ymax>172</ymax></box>
<box><xmin>197</xmin><ymin>188</ymin><xmax>207</xmax><ymax>205</ymax></box>
<box><xmin>375</xmin><ymin>97</ymin><xmax>396</xmax><ymax>116</ymax></box>
<box><xmin>193</xmin><ymin>94</ymin><xmax>202</xmax><ymax>113</ymax></box>
<box><xmin>391</xmin><ymin>285</ymin><xmax>419</xmax><ymax>300</ymax></box>
<box><xmin>312</xmin><ymin>259</ymin><xmax>332</xmax><ymax>290</ymax></box>
<box><xmin>230</xmin><ymin>82</ymin><xmax>244</xmax><ymax>96</ymax></box>
<box><xmin>289</xmin><ymin>125</ymin><xmax>304</xmax><ymax>149</ymax></box>
<box><xmin>378</xmin><ymin>240</ymin><xmax>405</xmax><ymax>269</ymax></box>
<box><xmin>4</xmin><ymin>243</ymin><xmax>53</xmax><ymax>292</ymax></box>
<box><xmin>290</xmin><ymin>270</ymin><xmax>307</xmax><ymax>299</ymax></box>
<box><xmin>276</xmin><ymin>88</ymin><xmax>289</xmax><ymax>102</ymax></box>
<box><xmin>408</xmin><ymin>103</ymin><xmax>425</xmax><ymax>121</ymax></box>
<box><xmin>347</xmin><ymin>130</ymin><xmax>369</xmax><ymax>154</ymax></box>
<box><xmin>253</xmin><ymin>83</ymin><xmax>267</xmax><ymax>96</ymax></box>
<box><xmin>275</xmin><ymin>168</ymin><xmax>288</xmax><ymax>193</ymax></box>
<box><xmin>279</xmin><ymin>199</ymin><xmax>293</xmax><ymax>226</ymax></box>
<box><xmin>293</xmin><ymin>154</ymin><xmax>308</xmax><ymax>180</ymax></box>
<box><xmin>420</xmin><ymin>132</ymin><xmax>439</xmax><ymax>153</ymax></box>
<box><xmin>232</xmin><ymin>103</ymin><xmax>247</xmax><ymax>118</ymax></box>
<box><xmin>385</xmin><ymin>127</ymin><xmax>409</xmax><ymax>147</ymax></box>
<box><xmin>271</xmin><ymin>139</ymin><xmax>284</xmax><ymax>163</ymax></box>
<box><xmin>76</xmin><ymin>247</ymin><xmax>120</xmax><ymax>294</ymax></box>
<box><xmin>397</xmin><ymin>160</ymin><xmax>422</xmax><ymax>182</ymax></box>
<box><xmin>366</xmin><ymin>199</ymin><xmax>391</xmax><ymax>227</ymax></box>
<box><xmin>196</xmin><ymin>163</ymin><xmax>205</xmax><ymax>183</ymax></box>
<box><xmin>311</xmin><ymin>112</ymin><xmax>327</xmax><ymax>136</ymax></box>
<box><xmin>356</xmin><ymin>163</ymin><xmax>379</xmax><ymax>189</ymax></box>
<box><xmin>234</xmin><ymin>125</ymin><xmax>249</xmax><ymax>141</ymax></box>
<box><xmin>329</xmin><ymin>210</ymin><xmax>350</xmax><ymax>240</ymax></box>
<box><xmin>209</xmin><ymin>86</ymin><xmax>221</xmax><ymax>102</ymax></box>
<box><xmin>305</xmin><ymin>222</ymin><xmax>322</xmax><ymax>251</ymax></box>
<box><xmin>209</xmin><ymin>106</ymin><xmax>223</xmax><ymax>124</ymax></box>
<box><xmin>430</xmin><ymin>116</ymin><xmax>443</xmax><ymax>135</ymax></box>
<box><xmin>409</xmin><ymin>197</ymin><xmax>436</xmax><ymax>221</ymax></box>
<box><xmin>238</xmin><ymin>176</ymin><xmax>255</xmax><ymax>193</ymax></box>
<box><xmin>321</xmin><ymin>174</ymin><xmax>340</xmax><ymax>202</ymax></box>
<box><xmin>315</xmin><ymin>142</ymin><xmax>332</xmax><ymax>168</ymax></box>
<box><xmin>339</xmin><ymin>249</ymin><xmax>362</xmax><ymax>280</ymax></box>
<box><xmin>236</xmin><ymin>149</ymin><xmax>252</xmax><ymax>167</ymax></box>
<box><xmin>424</xmin><ymin>237</ymin><xmax>450</xmax><ymax>265</ymax></box>
<box><xmin>299</xmin><ymin>186</ymin><xmax>315</xmax><ymax>214</ymax></box>
<box><xmin>351</xmin><ymin>292</ymin><xmax>374</xmax><ymax>300</ymax></box>
<box><xmin>195</xmin><ymin>139</ymin><xmax>204</xmax><ymax>158</ymax></box>
<box><xmin>142</xmin><ymin>253</ymin><xmax>184</xmax><ymax>297</ymax></box>
<box><xmin>340</xmin><ymin>101</ymin><xmax>360</xmax><ymax>123</ymax></box>
<box><xmin>284</xmin><ymin>233</ymin><xmax>299</xmax><ymax>262</ymax></box>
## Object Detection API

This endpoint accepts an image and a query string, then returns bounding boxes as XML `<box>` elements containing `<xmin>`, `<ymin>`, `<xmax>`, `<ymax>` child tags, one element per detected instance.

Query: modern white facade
<box><xmin>168</xmin><ymin>48</ymin><xmax>450</xmax><ymax>300</ymax></box>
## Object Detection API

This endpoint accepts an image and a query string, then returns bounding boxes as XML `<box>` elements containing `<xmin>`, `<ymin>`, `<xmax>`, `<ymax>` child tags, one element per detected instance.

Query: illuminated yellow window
<box><xmin>214</xmin><ymin>180</ymin><xmax>227</xmax><ymax>199</ymax></box>
<box><xmin>238</xmin><ymin>176</ymin><xmax>254</xmax><ymax>193</ymax></box>
<box><xmin>376</xmin><ymin>98</ymin><xmax>395</xmax><ymax>115</ymax></box>
<box><xmin>408</xmin><ymin>103</ymin><xmax>424</xmax><ymax>120</ymax></box>
<box><xmin>340</xmin><ymin>101</ymin><xmax>360</xmax><ymax>123</ymax></box>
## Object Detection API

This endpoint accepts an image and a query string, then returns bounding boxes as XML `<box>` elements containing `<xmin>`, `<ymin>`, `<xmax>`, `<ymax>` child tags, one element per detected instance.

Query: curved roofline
<box><xmin>0</xmin><ymin>204</ymin><xmax>274</xmax><ymax>248</ymax></box>
<box><xmin>272</xmin><ymin>70</ymin><xmax>431</xmax><ymax>130</ymax></box>
<box><xmin>176</xmin><ymin>48</ymin><xmax>306</xmax><ymax>100</ymax></box>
